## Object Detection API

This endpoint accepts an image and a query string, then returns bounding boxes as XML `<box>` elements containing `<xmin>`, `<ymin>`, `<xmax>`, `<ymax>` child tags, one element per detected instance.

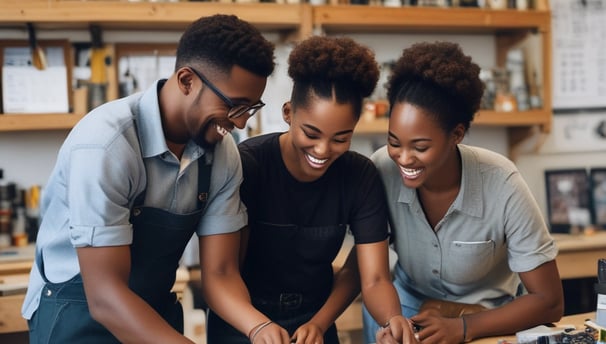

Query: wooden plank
<box><xmin>0</xmin><ymin>1</ymin><xmax>303</xmax><ymax>31</ymax></box>
<box><xmin>0</xmin><ymin>294</ymin><xmax>27</xmax><ymax>334</ymax></box>
<box><xmin>313</xmin><ymin>5</ymin><xmax>550</xmax><ymax>33</ymax></box>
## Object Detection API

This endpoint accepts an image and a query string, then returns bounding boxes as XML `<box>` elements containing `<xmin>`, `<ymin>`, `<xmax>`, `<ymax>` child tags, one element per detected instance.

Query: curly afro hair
<box><xmin>387</xmin><ymin>41</ymin><xmax>485</xmax><ymax>132</ymax></box>
<box><xmin>175</xmin><ymin>14</ymin><xmax>275</xmax><ymax>77</ymax></box>
<box><xmin>288</xmin><ymin>36</ymin><xmax>379</xmax><ymax>119</ymax></box>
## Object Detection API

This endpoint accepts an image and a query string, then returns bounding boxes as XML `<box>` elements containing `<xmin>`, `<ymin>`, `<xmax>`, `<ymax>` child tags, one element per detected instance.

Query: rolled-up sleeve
<box><xmin>197</xmin><ymin>135</ymin><xmax>248</xmax><ymax>236</ymax></box>
<box><xmin>67</xmin><ymin>143</ymin><xmax>141</xmax><ymax>247</ymax></box>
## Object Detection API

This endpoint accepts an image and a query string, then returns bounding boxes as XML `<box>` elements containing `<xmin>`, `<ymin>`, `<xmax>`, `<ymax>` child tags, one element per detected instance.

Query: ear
<box><xmin>451</xmin><ymin>123</ymin><xmax>466</xmax><ymax>145</ymax></box>
<box><xmin>282</xmin><ymin>101</ymin><xmax>292</xmax><ymax>125</ymax></box>
<box><xmin>176</xmin><ymin>67</ymin><xmax>195</xmax><ymax>96</ymax></box>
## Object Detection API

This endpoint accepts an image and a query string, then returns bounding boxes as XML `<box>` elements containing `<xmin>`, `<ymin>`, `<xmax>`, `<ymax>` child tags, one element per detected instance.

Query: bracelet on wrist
<box><xmin>249</xmin><ymin>320</ymin><xmax>273</xmax><ymax>343</ymax></box>
<box><xmin>461</xmin><ymin>315</ymin><xmax>468</xmax><ymax>343</ymax></box>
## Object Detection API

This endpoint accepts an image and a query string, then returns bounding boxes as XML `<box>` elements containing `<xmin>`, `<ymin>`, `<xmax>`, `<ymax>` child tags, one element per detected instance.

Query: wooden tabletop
<box><xmin>552</xmin><ymin>231</ymin><xmax>606</xmax><ymax>251</ymax></box>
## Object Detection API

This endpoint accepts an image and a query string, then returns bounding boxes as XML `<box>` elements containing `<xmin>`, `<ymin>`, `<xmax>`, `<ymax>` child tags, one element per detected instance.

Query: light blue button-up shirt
<box><xmin>22</xmin><ymin>80</ymin><xmax>247</xmax><ymax>319</ymax></box>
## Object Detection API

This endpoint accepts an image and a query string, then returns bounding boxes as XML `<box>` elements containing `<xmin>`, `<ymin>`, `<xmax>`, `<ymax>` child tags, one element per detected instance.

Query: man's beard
<box><xmin>192</xmin><ymin>121</ymin><xmax>215</xmax><ymax>149</ymax></box>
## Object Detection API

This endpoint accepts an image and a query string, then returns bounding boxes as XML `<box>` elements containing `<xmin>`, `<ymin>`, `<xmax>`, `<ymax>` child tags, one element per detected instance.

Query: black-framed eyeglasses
<box><xmin>188</xmin><ymin>66</ymin><xmax>265</xmax><ymax>119</ymax></box>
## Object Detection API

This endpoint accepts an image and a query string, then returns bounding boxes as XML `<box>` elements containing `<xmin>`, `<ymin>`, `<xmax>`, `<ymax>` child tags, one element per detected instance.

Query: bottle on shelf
<box><xmin>0</xmin><ymin>169</ymin><xmax>16</xmax><ymax>248</ymax></box>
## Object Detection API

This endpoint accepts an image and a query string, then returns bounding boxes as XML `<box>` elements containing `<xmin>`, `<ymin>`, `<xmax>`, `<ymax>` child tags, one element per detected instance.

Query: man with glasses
<box><xmin>23</xmin><ymin>14</ymin><xmax>275</xmax><ymax>344</ymax></box>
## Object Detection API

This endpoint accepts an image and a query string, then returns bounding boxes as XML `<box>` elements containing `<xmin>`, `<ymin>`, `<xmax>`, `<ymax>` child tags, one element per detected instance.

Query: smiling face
<box><xmin>281</xmin><ymin>97</ymin><xmax>357</xmax><ymax>182</ymax></box>
<box><xmin>387</xmin><ymin>101</ymin><xmax>465</xmax><ymax>190</ymax></box>
<box><xmin>182</xmin><ymin>65</ymin><xmax>267</xmax><ymax>148</ymax></box>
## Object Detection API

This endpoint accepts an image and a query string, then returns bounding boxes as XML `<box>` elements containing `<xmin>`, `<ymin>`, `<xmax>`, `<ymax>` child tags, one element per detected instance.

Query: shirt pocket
<box><xmin>442</xmin><ymin>240</ymin><xmax>495</xmax><ymax>285</ymax></box>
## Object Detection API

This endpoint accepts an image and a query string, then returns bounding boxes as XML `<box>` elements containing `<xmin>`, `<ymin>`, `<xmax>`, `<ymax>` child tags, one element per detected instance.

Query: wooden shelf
<box><xmin>313</xmin><ymin>5</ymin><xmax>550</xmax><ymax>34</ymax></box>
<box><xmin>0</xmin><ymin>113</ymin><xmax>84</xmax><ymax>132</ymax></box>
<box><xmin>0</xmin><ymin>1</ymin><xmax>306</xmax><ymax>33</ymax></box>
<box><xmin>0</xmin><ymin>0</ymin><xmax>552</xmax><ymax>136</ymax></box>
<box><xmin>355</xmin><ymin>109</ymin><xmax>551</xmax><ymax>134</ymax></box>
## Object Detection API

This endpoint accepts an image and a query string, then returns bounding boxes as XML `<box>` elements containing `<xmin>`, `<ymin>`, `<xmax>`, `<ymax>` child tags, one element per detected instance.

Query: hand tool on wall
<box><xmin>88</xmin><ymin>24</ymin><xmax>108</xmax><ymax>110</ymax></box>
<box><xmin>27</xmin><ymin>22</ymin><xmax>46</xmax><ymax>70</ymax></box>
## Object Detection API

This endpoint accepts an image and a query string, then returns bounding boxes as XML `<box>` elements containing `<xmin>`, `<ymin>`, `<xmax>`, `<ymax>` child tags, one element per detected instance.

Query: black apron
<box><xmin>28</xmin><ymin>156</ymin><xmax>211</xmax><ymax>344</ymax></box>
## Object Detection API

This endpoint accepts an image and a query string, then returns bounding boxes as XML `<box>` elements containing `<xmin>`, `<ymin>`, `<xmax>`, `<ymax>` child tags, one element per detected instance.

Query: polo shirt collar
<box><xmin>136</xmin><ymin>80</ymin><xmax>206</xmax><ymax>160</ymax></box>
<box><xmin>456</xmin><ymin>144</ymin><xmax>484</xmax><ymax>218</ymax></box>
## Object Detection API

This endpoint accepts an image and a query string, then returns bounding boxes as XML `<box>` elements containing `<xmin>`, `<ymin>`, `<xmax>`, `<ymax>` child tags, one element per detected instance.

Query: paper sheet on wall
<box><xmin>2</xmin><ymin>46</ymin><xmax>69</xmax><ymax>114</ymax></box>
<box><xmin>551</xmin><ymin>0</ymin><xmax>606</xmax><ymax>110</ymax></box>
<box><xmin>538</xmin><ymin>111</ymin><xmax>606</xmax><ymax>153</ymax></box>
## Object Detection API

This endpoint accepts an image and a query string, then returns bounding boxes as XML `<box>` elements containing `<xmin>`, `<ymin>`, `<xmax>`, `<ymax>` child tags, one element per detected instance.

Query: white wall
<box><xmin>4</xmin><ymin>28</ymin><xmax>593</xmax><ymax>225</ymax></box>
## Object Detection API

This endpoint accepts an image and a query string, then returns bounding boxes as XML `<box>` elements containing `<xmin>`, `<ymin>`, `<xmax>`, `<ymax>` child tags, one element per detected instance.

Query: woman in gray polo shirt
<box><xmin>364</xmin><ymin>41</ymin><xmax>564</xmax><ymax>344</ymax></box>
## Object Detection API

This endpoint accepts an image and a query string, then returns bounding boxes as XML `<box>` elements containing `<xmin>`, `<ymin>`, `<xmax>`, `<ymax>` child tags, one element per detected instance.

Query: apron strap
<box><xmin>196</xmin><ymin>154</ymin><xmax>212</xmax><ymax>209</ymax></box>
<box><xmin>133</xmin><ymin>150</ymin><xmax>213</xmax><ymax>211</ymax></box>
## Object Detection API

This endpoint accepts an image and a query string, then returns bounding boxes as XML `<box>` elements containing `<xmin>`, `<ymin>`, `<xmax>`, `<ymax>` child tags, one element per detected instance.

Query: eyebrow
<box><xmin>388</xmin><ymin>131</ymin><xmax>431</xmax><ymax>143</ymax></box>
<box><xmin>303</xmin><ymin>124</ymin><xmax>354</xmax><ymax>136</ymax></box>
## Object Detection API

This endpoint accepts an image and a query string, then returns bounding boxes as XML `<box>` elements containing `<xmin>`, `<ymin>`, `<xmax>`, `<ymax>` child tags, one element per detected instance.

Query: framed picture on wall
<box><xmin>544</xmin><ymin>169</ymin><xmax>591</xmax><ymax>234</ymax></box>
<box><xmin>590</xmin><ymin>168</ymin><xmax>606</xmax><ymax>228</ymax></box>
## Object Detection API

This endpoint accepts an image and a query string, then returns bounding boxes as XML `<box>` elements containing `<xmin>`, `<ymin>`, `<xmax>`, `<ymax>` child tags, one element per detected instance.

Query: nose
<box><xmin>313</xmin><ymin>140</ymin><xmax>330</xmax><ymax>157</ymax></box>
<box><xmin>229</xmin><ymin>114</ymin><xmax>250</xmax><ymax>130</ymax></box>
<box><xmin>397</xmin><ymin>148</ymin><xmax>414</xmax><ymax>166</ymax></box>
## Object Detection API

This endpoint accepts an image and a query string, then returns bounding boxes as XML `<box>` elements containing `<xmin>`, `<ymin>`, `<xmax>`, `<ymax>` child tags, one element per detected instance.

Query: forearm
<box><xmin>78</xmin><ymin>246</ymin><xmax>193</xmax><ymax>344</ymax></box>
<box><xmin>308</xmin><ymin>256</ymin><xmax>362</xmax><ymax>332</ymax></box>
<box><xmin>465</xmin><ymin>261</ymin><xmax>564</xmax><ymax>341</ymax></box>
<box><xmin>362</xmin><ymin>279</ymin><xmax>402</xmax><ymax>326</ymax></box>
<box><xmin>201</xmin><ymin>271</ymin><xmax>270</xmax><ymax>337</ymax></box>
<box><xmin>89</xmin><ymin>285</ymin><xmax>193</xmax><ymax>344</ymax></box>
<box><xmin>464</xmin><ymin>292</ymin><xmax>563</xmax><ymax>341</ymax></box>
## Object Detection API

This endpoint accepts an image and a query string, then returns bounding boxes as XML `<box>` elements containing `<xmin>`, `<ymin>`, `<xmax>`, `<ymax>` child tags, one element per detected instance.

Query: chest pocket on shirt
<box><xmin>442</xmin><ymin>240</ymin><xmax>495</xmax><ymax>285</ymax></box>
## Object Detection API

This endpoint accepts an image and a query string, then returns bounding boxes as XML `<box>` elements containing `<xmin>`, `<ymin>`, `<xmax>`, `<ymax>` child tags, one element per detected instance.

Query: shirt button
<box><xmin>45</xmin><ymin>289</ymin><xmax>52</xmax><ymax>296</ymax></box>
<box><xmin>432</xmin><ymin>269</ymin><xmax>439</xmax><ymax>275</ymax></box>
<box><xmin>433</xmin><ymin>243</ymin><xmax>438</xmax><ymax>248</ymax></box>
<box><xmin>133</xmin><ymin>208</ymin><xmax>141</xmax><ymax>216</ymax></box>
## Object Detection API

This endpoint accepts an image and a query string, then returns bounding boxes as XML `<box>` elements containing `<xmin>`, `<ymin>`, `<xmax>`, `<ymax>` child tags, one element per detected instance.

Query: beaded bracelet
<box><xmin>249</xmin><ymin>320</ymin><xmax>273</xmax><ymax>343</ymax></box>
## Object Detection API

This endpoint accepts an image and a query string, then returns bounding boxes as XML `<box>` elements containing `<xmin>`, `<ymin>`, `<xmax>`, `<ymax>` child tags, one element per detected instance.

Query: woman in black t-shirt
<box><xmin>206</xmin><ymin>36</ymin><xmax>418</xmax><ymax>344</ymax></box>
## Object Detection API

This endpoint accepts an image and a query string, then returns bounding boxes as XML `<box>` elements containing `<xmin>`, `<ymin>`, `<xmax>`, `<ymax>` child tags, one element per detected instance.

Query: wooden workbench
<box><xmin>553</xmin><ymin>231</ymin><xmax>606</xmax><ymax>280</ymax></box>
<box><xmin>0</xmin><ymin>245</ymin><xmax>34</xmax><ymax>336</ymax></box>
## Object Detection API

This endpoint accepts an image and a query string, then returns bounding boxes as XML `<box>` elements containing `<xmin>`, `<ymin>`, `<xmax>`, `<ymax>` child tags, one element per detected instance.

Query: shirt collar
<box><xmin>455</xmin><ymin>144</ymin><xmax>484</xmax><ymax>218</ymax></box>
<box><xmin>136</xmin><ymin>80</ymin><xmax>206</xmax><ymax>161</ymax></box>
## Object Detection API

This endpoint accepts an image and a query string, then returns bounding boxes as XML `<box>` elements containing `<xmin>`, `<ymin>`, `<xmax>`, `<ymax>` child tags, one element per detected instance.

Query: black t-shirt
<box><xmin>238</xmin><ymin>132</ymin><xmax>388</xmax><ymax>301</ymax></box>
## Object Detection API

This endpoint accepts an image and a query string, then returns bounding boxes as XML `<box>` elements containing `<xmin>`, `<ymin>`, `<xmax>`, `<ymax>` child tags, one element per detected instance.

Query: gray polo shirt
<box><xmin>371</xmin><ymin>144</ymin><xmax>557</xmax><ymax>307</ymax></box>
<box><xmin>22</xmin><ymin>80</ymin><xmax>247</xmax><ymax>319</ymax></box>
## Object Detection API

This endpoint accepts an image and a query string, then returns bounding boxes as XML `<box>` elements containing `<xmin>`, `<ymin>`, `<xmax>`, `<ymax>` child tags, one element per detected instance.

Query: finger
<box><xmin>376</xmin><ymin>328</ymin><xmax>397</xmax><ymax>344</ymax></box>
<box><xmin>280</xmin><ymin>328</ymin><xmax>292</xmax><ymax>344</ymax></box>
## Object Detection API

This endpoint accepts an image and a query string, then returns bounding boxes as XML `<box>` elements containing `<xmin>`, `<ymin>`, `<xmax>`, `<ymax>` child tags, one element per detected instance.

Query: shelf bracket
<box><xmin>507</xmin><ymin>125</ymin><xmax>548</xmax><ymax>162</ymax></box>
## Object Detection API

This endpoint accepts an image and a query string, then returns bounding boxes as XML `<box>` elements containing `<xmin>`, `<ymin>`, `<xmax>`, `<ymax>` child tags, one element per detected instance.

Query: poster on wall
<box><xmin>544</xmin><ymin>169</ymin><xmax>591</xmax><ymax>233</ymax></box>
<box><xmin>551</xmin><ymin>0</ymin><xmax>606</xmax><ymax>110</ymax></box>
<box><xmin>538</xmin><ymin>111</ymin><xmax>606</xmax><ymax>153</ymax></box>
<box><xmin>590</xmin><ymin>168</ymin><xmax>606</xmax><ymax>228</ymax></box>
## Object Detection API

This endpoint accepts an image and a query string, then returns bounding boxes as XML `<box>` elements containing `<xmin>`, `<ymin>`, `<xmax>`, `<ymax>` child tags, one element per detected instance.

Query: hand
<box><xmin>411</xmin><ymin>310</ymin><xmax>465</xmax><ymax>344</ymax></box>
<box><xmin>291</xmin><ymin>322</ymin><xmax>324</xmax><ymax>344</ymax></box>
<box><xmin>375</xmin><ymin>315</ymin><xmax>420</xmax><ymax>344</ymax></box>
<box><xmin>250</xmin><ymin>321</ymin><xmax>291</xmax><ymax>344</ymax></box>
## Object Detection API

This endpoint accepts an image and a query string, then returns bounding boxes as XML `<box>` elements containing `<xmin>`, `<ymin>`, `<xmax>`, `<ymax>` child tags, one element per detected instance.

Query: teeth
<box><xmin>216</xmin><ymin>124</ymin><xmax>229</xmax><ymax>137</ymax></box>
<box><xmin>400</xmin><ymin>166</ymin><xmax>423</xmax><ymax>177</ymax></box>
<box><xmin>307</xmin><ymin>154</ymin><xmax>328</xmax><ymax>165</ymax></box>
